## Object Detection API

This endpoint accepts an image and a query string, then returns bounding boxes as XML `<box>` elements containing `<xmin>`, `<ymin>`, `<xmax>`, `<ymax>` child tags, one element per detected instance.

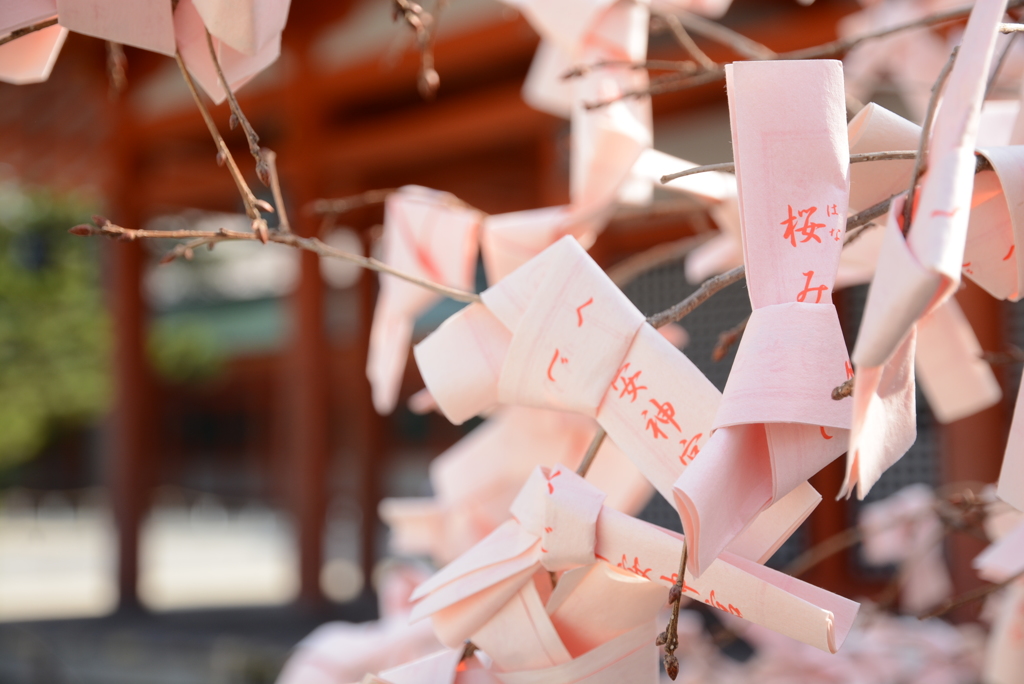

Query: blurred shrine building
<box><xmin>0</xmin><ymin>0</ymin><xmax>1013</xmax><ymax>619</ymax></box>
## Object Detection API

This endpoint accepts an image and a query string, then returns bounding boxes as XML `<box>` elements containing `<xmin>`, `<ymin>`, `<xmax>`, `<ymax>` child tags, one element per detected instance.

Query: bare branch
<box><xmin>920</xmin><ymin>568</ymin><xmax>1024</xmax><ymax>619</ymax></box>
<box><xmin>0</xmin><ymin>18</ymin><xmax>58</xmax><ymax>48</ymax></box>
<box><xmin>308</xmin><ymin>189</ymin><xmax>399</xmax><ymax>217</ymax></box>
<box><xmin>71</xmin><ymin>219</ymin><xmax>481</xmax><ymax>304</ymax></box>
<box><xmin>561</xmin><ymin>59</ymin><xmax>699</xmax><ymax>80</ymax></box>
<box><xmin>647</xmin><ymin>266</ymin><xmax>745</xmax><ymax>329</ymax></box>
<box><xmin>575</xmin><ymin>428</ymin><xmax>607</xmax><ymax>478</ymax></box>
<box><xmin>607</xmin><ymin>234</ymin><xmax>712</xmax><ymax>287</ymax></box>
<box><xmin>205</xmin><ymin>28</ymin><xmax>268</xmax><ymax>185</ymax></box>
<box><xmin>262</xmin><ymin>148</ymin><xmax>291</xmax><ymax>234</ymax></box>
<box><xmin>981</xmin><ymin>345</ymin><xmax>1024</xmax><ymax>364</ymax></box>
<box><xmin>589</xmin><ymin>0</ymin><xmax>1024</xmax><ymax>108</ymax></box>
<box><xmin>658</xmin><ymin>542</ymin><xmax>688</xmax><ymax>680</ymax></box>
<box><xmin>672</xmin><ymin>10</ymin><xmax>776</xmax><ymax>60</ymax></box>
<box><xmin>106</xmin><ymin>42</ymin><xmax>127</xmax><ymax>97</ymax></box>
<box><xmin>392</xmin><ymin>0</ymin><xmax>443</xmax><ymax>98</ymax></box>
<box><xmin>1000</xmin><ymin>22</ymin><xmax>1024</xmax><ymax>32</ymax></box>
<box><xmin>904</xmin><ymin>46</ymin><xmax>959</xmax><ymax>233</ymax></box>
<box><xmin>656</xmin><ymin>11</ymin><xmax>716</xmax><ymax>70</ymax></box>
<box><xmin>174</xmin><ymin>51</ymin><xmax>270</xmax><ymax>242</ymax></box>
<box><xmin>712</xmin><ymin>315</ymin><xmax>749</xmax><ymax>362</ymax></box>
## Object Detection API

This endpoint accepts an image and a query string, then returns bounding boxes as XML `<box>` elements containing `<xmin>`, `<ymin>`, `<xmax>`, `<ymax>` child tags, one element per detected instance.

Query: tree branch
<box><xmin>70</xmin><ymin>219</ymin><xmax>481</xmax><ymax>304</ymax></box>
<box><xmin>0</xmin><ymin>18</ymin><xmax>58</xmax><ymax>48</ymax></box>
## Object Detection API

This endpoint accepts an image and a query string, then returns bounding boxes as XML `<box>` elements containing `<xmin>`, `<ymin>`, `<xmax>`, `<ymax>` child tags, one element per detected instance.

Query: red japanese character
<box><xmin>641</xmin><ymin>399</ymin><xmax>680</xmax><ymax>439</ymax></box>
<box><xmin>611</xmin><ymin>363</ymin><xmax>647</xmax><ymax>403</ymax></box>
<box><xmin>780</xmin><ymin>205</ymin><xmax>825</xmax><ymax>247</ymax></box>
<box><xmin>796</xmin><ymin>270</ymin><xmax>828</xmax><ymax>303</ymax></box>
<box><xmin>679</xmin><ymin>433</ymin><xmax>702</xmax><ymax>466</ymax></box>
<box><xmin>576</xmin><ymin>298</ymin><xmax>593</xmax><ymax>327</ymax></box>
<box><xmin>618</xmin><ymin>555</ymin><xmax>652</xmax><ymax>579</ymax></box>
<box><xmin>547</xmin><ymin>349</ymin><xmax>569</xmax><ymax>381</ymax></box>
<box><xmin>845</xmin><ymin>361</ymin><xmax>854</xmax><ymax>379</ymax></box>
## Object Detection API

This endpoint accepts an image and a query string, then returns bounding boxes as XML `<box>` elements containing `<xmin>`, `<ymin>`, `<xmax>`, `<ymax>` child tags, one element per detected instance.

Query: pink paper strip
<box><xmin>57</xmin><ymin>0</ymin><xmax>176</xmax><ymax>55</ymax></box>
<box><xmin>846</xmin><ymin>0</ymin><xmax>1006</xmax><ymax>499</ymax></box>
<box><xmin>672</xmin><ymin>60</ymin><xmax>851</xmax><ymax>577</ymax></box>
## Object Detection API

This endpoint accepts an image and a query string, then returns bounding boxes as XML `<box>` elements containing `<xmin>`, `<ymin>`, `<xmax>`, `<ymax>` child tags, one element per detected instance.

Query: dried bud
<box><xmin>254</xmin><ymin>198</ymin><xmax>275</xmax><ymax>214</ymax></box>
<box><xmin>418</xmin><ymin>68</ymin><xmax>440</xmax><ymax>99</ymax></box>
<box><xmin>69</xmin><ymin>225</ymin><xmax>93</xmax><ymax>236</ymax></box>
<box><xmin>159</xmin><ymin>252</ymin><xmax>177</xmax><ymax>265</ymax></box>
<box><xmin>256</xmin><ymin>159</ymin><xmax>271</xmax><ymax>186</ymax></box>
<box><xmin>655</xmin><ymin>631</ymin><xmax>668</xmax><ymax>647</ymax></box>
<box><xmin>91</xmin><ymin>214</ymin><xmax>109</xmax><ymax>227</ymax></box>
<box><xmin>253</xmin><ymin>219</ymin><xmax>269</xmax><ymax>244</ymax></box>
<box><xmin>668</xmin><ymin>584</ymin><xmax>682</xmax><ymax>605</ymax></box>
<box><xmin>664</xmin><ymin>654</ymin><xmax>679</xmax><ymax>680</ymax></box>
<box><xmin>229</xmin><ymin>113</ymin><xmax>239</xmax><ymax>130</ymax></box>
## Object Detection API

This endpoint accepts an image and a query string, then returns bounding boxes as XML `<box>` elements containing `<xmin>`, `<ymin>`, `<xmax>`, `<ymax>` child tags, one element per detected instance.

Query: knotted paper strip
<box><xmin>175</xmin><ymin>0</ymin><xmax>283</xmax><ymax>105</ymax></box>
<box><xmin>191</xmin><ymin>0</ymin><xmax>290</xmax><ymax>57</ymax></box>
<box><xmin>859</xmin><ymin>484</ymin><xmax>952</xmax><ymax>614</ymax></box>
<box><xmin>672</xmin><ymin>60</ymin><xmax>852</xmax><ymax>578</ymax></box>
<box><xmin>411</xmin><ymin>466</ymin><xmax>858</xmax><ymax>655</ymax></box>
<box><xmin>57</xmin><ymin>0</ymin><xmax>176</xmax><ymax>55</ymax></box>
<box><xmin>845</xmin><ymin>0</ymin><xmax>1007</xmax><ymax>499</ymax></box>
<box><xmin>379</xmin><ymin>406</ymin><xmax>653</xmax><ymax>566</ymax></box>
<box><xmin>415</xmin><ymin>234</ymin><xmax>823</xmax><ymax>553</ymax></box>
<box><xmin>367</xmin><ymin>186</ymin><xmax>481</xmax><ymax>415</ymax></box>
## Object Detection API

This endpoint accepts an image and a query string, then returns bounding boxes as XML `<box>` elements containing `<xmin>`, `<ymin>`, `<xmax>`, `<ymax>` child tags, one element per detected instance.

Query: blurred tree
<box><xmin>0</xmin><ymin>182</ymin><xmax>110</xmax><ymax>470</ymax></box>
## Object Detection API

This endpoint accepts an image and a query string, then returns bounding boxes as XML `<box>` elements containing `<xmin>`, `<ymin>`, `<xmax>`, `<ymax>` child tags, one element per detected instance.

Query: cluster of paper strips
<box><xmin>0</xmin><ymin>0</ymin><xmax>290</xmax><ymax>102</ymax></box>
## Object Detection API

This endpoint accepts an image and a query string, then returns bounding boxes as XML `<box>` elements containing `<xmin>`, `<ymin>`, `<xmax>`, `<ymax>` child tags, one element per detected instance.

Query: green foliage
<box><xmin>149</xmin><ymin>318</ymin><xmax>225</xmax><ymax>385</ymax></box>
<box><xmin>0</xmin><ymin>184</ymin><xmax>110</xmax><ymax>470</ymax></box>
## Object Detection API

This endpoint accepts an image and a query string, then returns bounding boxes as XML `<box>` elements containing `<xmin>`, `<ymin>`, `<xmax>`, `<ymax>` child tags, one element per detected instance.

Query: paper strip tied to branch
<box><xmin>410</xmin><ymin>465</ymin><xmax>858</xmax><ymax>658</ymax></box>
<box><xmin>367</xmin><ymin>186</ymin><xmax>482</xmax><ymax>415</ymax></box>
<box><xmin>379</xmin><ymin>406</ymin><xmax>654</xmax><ymax>566</ymax></box>
<box><xmin>672</xmin><ymin>60</ymin><xmax>852</xmax><ymax>578</ymax></box>
<box><xmin>843</xmin><ymin>0</ymin><xmax>1008</xmax><ymax>500</ymax></box>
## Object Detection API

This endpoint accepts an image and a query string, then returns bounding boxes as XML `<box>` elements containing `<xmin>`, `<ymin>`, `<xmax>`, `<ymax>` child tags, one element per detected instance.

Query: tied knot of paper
<box><xmin>509</xmin><ymin>466</ymin><xmax>607</xmax><ymax>572</ymax></box>
<box><xmin>672</xmin><ymin>60</ymin><xmax>853</xmax><ymax>578</ymax></box>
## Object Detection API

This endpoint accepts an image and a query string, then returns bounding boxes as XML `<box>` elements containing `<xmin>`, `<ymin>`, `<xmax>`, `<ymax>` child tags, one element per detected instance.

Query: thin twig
<box><xmin>672</xmin><ymin>10</ymin><xmax>776</xmax><ymax>60</ymax></box>
<box><xmin>106</xmin><ymin>42</ymin><xmax>127</xmax><ymax>97</ymax></box>
<box><xmin>660</xmin><ymin>151</ymin><xmax>919</xmax><ymax>184</ymax></box>
<box><xmin>657</xmin><ymin>12</ymin><xmax>716</xmax><ymax>70</ymax></box>
<box><xmin>205</xmin><ymin>29</ymin><xmax>268</xmax><ymax>185</ymax></box>
<box><xmin>262</xmin><ymin>149</ymin><xmax>291</xmax><ymax>234</ymax></box>
<box><xmin>903</xmin><ymin>46</ymin><xmax>959</xmax><ymax>234</ymax></box>
<box><xmin>1000</xmin><ymin>22</ymin><xmax>1024</xmax><ymax>32</ymax></box>
<box><xmin>784</xmin><ymin>527</ymin><xmax>863</xmax><ymax>577</ymax></box>
<box><xmin>308</xmin><ymin>189</ymin><xmax>399</xmax><ymax>217</ymax></box>
<box><xmin>575</xmin><ymin>428</ymin><xmax>607</xmax><ymax>478</ymax></box>
<box><xmin>607</xmin><ymin>234</ymin><xmax>712</xmax><ymax>287</ymax></box>
<box><xmin>647</xmin><ymin>266</ymin><xmax>745</xmax><ymax>329</ymax></box>
<box><xmin>920</xmin><ymin>569</ymin><xmax>1024</xmax><ymax>619</ymax></box>
<box><xmin>589</xmin><ymin>0</ymin><xmax>1024</xmax><ymax>108</ymax></box>
<box><xmin>174</xmin><ymin>51</ymin><xmax>270</xmax><ymax>242</ymax></box>
<box><xmin>71</xmin><ymin>219</ymin><xmax>481</xmax><ymax>303</ymax></box>
<box><xmin>0</xmin><ymin>18</ymin><xmax>58</xmax><ymax>48</ymax></box>
<box><xmin>392</xmin><ymin>0</ymin><xmax>442</xmax><ymax>98</ymax></box>
<box><xmin>712</xmin><ymin>315</ymin><xmax>749</xmax><ymax>362</ymax></box>
<box><xmin>658</xmin><ymin>542</ymin><xmax>688</xmax><ymax>680</ymax></box>
<box><xmin>561</xmin><ymin>59</ymin><xmax>699</xmax><ymax>80</ymax></box>
<box><xmin>986</xmin><ymin>32</ymin><xmax>1019</xmax><ymax>98</ymax></box>
<box><xmin>981</xmin><ymin>345</ymin><xmax>1024</xmax><ymax>365</ymax></box>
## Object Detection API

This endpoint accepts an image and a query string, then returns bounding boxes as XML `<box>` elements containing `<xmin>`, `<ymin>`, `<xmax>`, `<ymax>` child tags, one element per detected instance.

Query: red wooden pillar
<box><xmin>942</xmin><ymin>280</ymin><xmax>1009</xmax><ymax>620</ymax></box>
<box><xmin>279</xmin><ymin>45</ymin><xmax>331</xmax><ymax>606</ymax></box>
<box><xmin>107</xmin><ymin>236</ymin><xmax>151</xmax><ymax>611</ymax></box>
